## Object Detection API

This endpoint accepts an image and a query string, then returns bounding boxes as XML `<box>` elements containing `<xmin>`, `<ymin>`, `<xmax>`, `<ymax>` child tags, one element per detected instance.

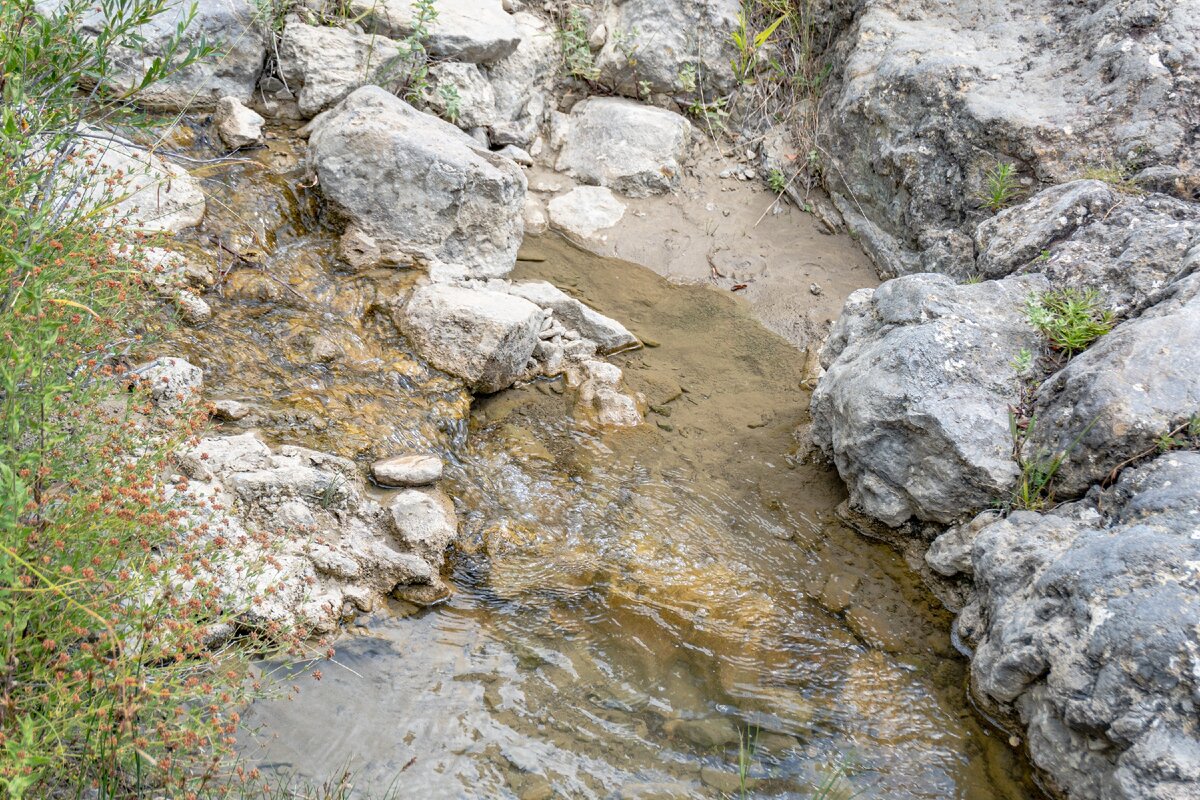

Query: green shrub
<box><xmin>0</xmin><ymin>1</ymin><xmax>306</xmax><ymax>796</ymax></box>
<box><xmin>981</xmin><ymin>162</ymin><xmax>1021</xmax><ymax>212</ymax></box>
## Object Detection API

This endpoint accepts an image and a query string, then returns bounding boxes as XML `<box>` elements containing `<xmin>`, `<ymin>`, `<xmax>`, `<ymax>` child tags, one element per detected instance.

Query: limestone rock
<box><xmin>1027</xmin><ymin>273</ymin><xmax>1200</xmax><ymax>498</ymax></box>
<box><xmin>487</xmin><ymin>12</ymin><xmax>559</xmax><ymax>126</ymax></box>
<box><xmin>173</xmin><ymin>432</ymin><xmax>445</xmax><ymax>633</ymax></box>
<box><xmin>555</xmin><ymin>98</ymin><xmax>692</xmax><ymax>197</ymax></box>
<box><xmin>307</xmin><ymin>87</ymin><xmax>526</xmax><ymax>278</ymax></box>
<box><xmin>424</xmin><ymin>61</ymin><xmax>500</xmax><ymax>130</ymax></box>
<box><xmin>133</xmin><ymin>357</ymin><xmax>203</xmax><ymax>412</ymax></box>
<box><xmin>73</xmin><ymin>130</ymin><xmax>205</xmax><ymax>232</ymax></box>
<box><xmin>547</xmin><ymin>186</ymin><xmax>626</xmax><ymax>240</ymax></box>
<box><xmin>820</xmin><ymin>0</ymin><xmax>1200</xmax><ymax>278</ymax></box>
<box><xmin>506</xmin><ymin>281</ymin><xmax>638</xmax><ymax>354</ymax></box>
<box><xmin>371</xmin><ymin>454</ymin><xmax>444</xmax><ymax>487</ymax></box>
<box><xmin>810</xmin><ymin>273</ymin><xmax>1048</xmax><ymax>526</ymax></box>
<box><xmin>37</xmin><ymin>0</ymin><xmax>266</xmax><ymax>110</ymax></box>
<box><xmin>397</xmin><ymin>284</ymin><xmax>542</xmax><ymax>393</ymax></box>
<box><xmin>593</xmin><ymin>0</ymin><xmax>740</xmax><ymax>99</ymax></box>
<box><xmin>347</xmin><ymin>0</ymin><xmax>521</xmax><ymax>63</ymax></box>
<box><xmin>212</xmin><ymin>96</ymin><xmax>264</xmax><ymax>149</ymax></box>
<box><xmin>958</xmin><ymin>452</ymin><xmax>1200</xmax><ymax>800</ymax></box>
<box><xmin>278</xmin><ymin>21</ymin><xmax>410</xmax><ymax>118</ymax></box>
<box><xmin>522</xmin><ymin>196</ymin><xmax>548</xmax><ymax>236</ymax></box>
<box><xmin>388</xmin><ymin>488</ymin><xmax>458</xmax><ymax>568</ymax></box>
<box><xmin>567</xmin><ymin>360</ymin><xmax>644</xmax><ymax>428</ymax></box>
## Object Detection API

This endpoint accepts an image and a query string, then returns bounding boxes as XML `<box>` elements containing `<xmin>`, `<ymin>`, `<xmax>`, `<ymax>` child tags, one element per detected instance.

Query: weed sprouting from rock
<box><xmin>1026</xmin><ymin>288</ymin><xmax>1115</xmax><ymax>356</ymax></box>
<box><xmin>981</xmin><ymin>162</ymin><xmax>1021</xmax><ymax>212</ymax></box>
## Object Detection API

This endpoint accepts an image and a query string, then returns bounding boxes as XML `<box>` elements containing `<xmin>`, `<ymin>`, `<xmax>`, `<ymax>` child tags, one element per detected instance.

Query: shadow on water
<box><xmin>170</xmin><ymin>132</ymin><xmax>1041</xmax><ymax>799</ymax></box>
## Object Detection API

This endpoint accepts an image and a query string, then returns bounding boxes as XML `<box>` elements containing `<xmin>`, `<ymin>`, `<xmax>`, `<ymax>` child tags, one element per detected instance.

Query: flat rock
<box><xmin>397</xmin><ymin>284</ymin><xmax>542</xmax><ymax>393</ymax></box>
<box><xmin>506</xmin><ymin>281</ymin><xmax>638</xmax><ymax>354</ymax></box>
<box><xmin>307</xmin><ymin>86</ymin><xmax>526</xmax><ymax>278</ymax></box>
<box><xmin>547</xmin><ymin>186</ymin><xmax>626</xmax><ymax>240</ymax></box>
<box><xmin>555</xmin><ymin>98</ymin><xmax>692</xmax><ymax>198</ymax></box>
<box><xmin>371</xmin><ymin>454</ymin><xmax>444</xmax><ymax>487</ymax></box>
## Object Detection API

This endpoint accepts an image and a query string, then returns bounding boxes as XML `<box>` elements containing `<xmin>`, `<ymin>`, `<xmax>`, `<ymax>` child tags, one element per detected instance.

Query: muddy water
<box><xmin>172</xmin><ymin>134</ymin><xmax>1039</xmax><ymax>798</ymax></box>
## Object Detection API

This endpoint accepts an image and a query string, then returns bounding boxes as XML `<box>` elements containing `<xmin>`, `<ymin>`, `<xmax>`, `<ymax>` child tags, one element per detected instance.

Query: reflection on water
<box><xmin>173</xmin><ymin>133</ymin><xmax>1039</xmax><ymax>798</ymax></box>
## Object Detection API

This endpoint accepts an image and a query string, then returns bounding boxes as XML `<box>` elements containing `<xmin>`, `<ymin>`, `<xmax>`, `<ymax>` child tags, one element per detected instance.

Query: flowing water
<box><xmin>168</xmin><ymin>131</ymin><xmax>1041</xmax><ymax>798</ymax></box>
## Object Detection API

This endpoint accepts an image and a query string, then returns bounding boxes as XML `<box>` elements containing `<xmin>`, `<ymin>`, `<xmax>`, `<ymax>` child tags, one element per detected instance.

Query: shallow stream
<box><xmin>169</xmin><ymin>132</ymin><xmax>1040</xmax><ymax>799</ymax></box>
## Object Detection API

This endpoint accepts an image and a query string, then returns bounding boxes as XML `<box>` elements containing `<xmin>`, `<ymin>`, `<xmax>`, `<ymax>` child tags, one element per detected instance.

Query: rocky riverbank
<box><xmin>52</xmin><ymin>0</ymin><xmax>1199</xmax><ymax>797</ymax></box>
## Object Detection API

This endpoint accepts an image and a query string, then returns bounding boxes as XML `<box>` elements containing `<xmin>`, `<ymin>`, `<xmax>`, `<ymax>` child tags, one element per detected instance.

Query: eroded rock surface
<box><xmin>952</xmin><ymin>453</ymin><xmax>1200</xmax><ymax>800</ymax></box>
<box><xmin>820</xmin><ymin>0</ymin><xmax>1200</xmax><ymax>278</ymax></box>
<box><xmin>174</xmin><ymin>432</ymin><xmax>450</xmax><ymax>633</ymax></box>
<box><xmin>811</xmin><ymin>273</ymin><xmax>1047</xmax><ymax>526</ymax></box>
<box><xmin>307</xmin><ymin>86</ymin><xmax>526</xmax><ymax>277</ymax></box>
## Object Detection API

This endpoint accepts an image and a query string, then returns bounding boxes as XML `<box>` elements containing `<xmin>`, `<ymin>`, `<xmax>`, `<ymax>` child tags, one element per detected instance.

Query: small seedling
<box><xmin>767</xmin><ymin>168</ymin><xmax>787</xmax><ymax>194</ymax></box>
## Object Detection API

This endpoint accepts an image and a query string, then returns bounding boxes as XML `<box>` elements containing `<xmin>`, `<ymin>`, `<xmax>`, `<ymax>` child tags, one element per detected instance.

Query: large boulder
<box><xmin>278</xmin><ymin>20</ymin><xmax>410</xmax><ymax>118</ymax></box>
<box><xmin>593</xmin><ymin>0</ymin><xmax>740</xmax><ymax>99</ymax></box>
<box><xmin>950</xmin><ymin>452</ymin><xmax>1200</xmax><ymax>800</ymax></box>
<box><xmin>555</xmin><ymin>98</ymin><xmax>692</xmax><ymax>198</ymax></box>
<box><xmin>38</xmin><ymin>0</ymin><xmax>265</xmax><ymax>110</ymax></box>
<box><xmin>396</xmin><ymin>284</ymin><xmax>542</xmax><ymax>393</ymax></box>
<box><xmin>810</xmin><ymin>273</ymin><xmax>1048</xmax><ymax>526</ymax></box>
<box><xmin>820</xmin><ymin>0</ymin><xmax>1200</xmax><ymax>278</ymax></box>
<box><xmin>346</xmin><ymin>0</ymin><xmax>521</xmax><ymax>63</ymax></box>
<box><xmin>1026</xmin><ymin>273</ymin><xmax>1200</xmax><ymax>498</ymax></box>
<box><xmin>307</xmin><ymin>86</ymin><xmax>526</xmax><ymax>278</ymax></box>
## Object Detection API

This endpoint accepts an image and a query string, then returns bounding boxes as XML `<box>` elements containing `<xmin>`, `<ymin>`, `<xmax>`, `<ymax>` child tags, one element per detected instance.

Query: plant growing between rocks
<box><xmin>1025</xmin><ymin>288</ymin><xmax>1114</xmax><ymax>357</ymax></box>
<box><xmin>980</xmin><ymin>161</ymin><xmax>1021</xmax><ymax>212</ymax></box>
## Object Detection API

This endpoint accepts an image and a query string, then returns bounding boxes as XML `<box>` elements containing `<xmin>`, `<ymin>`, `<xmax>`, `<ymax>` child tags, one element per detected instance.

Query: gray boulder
<box><xmin>593</xmin><ymin>0</ymin><xmax>740</xmax><ymax>99</ymax></box>
<box><xmin>307</xmin><ymin>86</ymin><xmax>526</xmax><ymax>278</ymax></box>
<box><xmin>555</xmin><ymin>98</ymin><xmax>692</xmax><ymax>198</ymax></box>
<box><xmin>486</xmin><ymin>12</ymin><xmax>559</xmax><ymax>133</ymax></box>
<box><xmin>811</xmin><ymin>273</ymin><xmax>1048</xmax><ymax>526</ymax></box>
<box><xmin>820</xmin><ymin>0</ymin><xmax>1200</xmax><ymax>278</ymax></box>
<box><xmin>347</xmin><ymin>0</ymin><xmax>521</xmax><ymax>63</ymax></box>
<box><xmin>957</xmin><ymin>452</ymin><xmax>1200</xmax><ymax>800</ymax></box>
<box><xmin>1026</xmin><ymin>273</ymin><xmax>1200</xmax><ymax>498</ymax></box>
<box><xmin>278</xmin><ymin>21</ymin><xmax>409</xmax><ymax>118</ymax></box>
<box><xmin>38</xmin><ymin>0</ymin><xmax>265</xmax><ymax>110</ymax></box>
<box><xmin>424</xmin><ymin>61</ymin><xmax>499</xmax><ymax>129</ymax></box>
<box><xmin>397</xmin><ymin>284</ymin><xmax>542</xmax><ymax>393</ymax></box>
<box><xmin>133</xmin><ymin>356</ymin><xmax>203</xmax><ymax>412</ymax></box>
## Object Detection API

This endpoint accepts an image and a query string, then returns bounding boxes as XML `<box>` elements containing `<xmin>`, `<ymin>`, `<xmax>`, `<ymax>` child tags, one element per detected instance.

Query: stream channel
<box><xmin>167</xmin><ymin>130</ymin><xmax>1042</xmax><ymax>799</ymax></box>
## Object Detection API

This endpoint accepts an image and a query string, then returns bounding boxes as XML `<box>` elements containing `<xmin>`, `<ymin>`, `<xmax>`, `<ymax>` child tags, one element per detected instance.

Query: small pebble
<box><xmin>809</xmin><ymin>283</ymin><xmax>823</xmax><ymax>296</ymax></box>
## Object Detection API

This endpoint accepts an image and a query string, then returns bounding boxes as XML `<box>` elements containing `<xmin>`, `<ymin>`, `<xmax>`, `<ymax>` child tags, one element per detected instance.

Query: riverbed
<box><xmin>167</xmin><ymin>131</ymin><xmax>1040</xmax><ymax>799</ymax></box>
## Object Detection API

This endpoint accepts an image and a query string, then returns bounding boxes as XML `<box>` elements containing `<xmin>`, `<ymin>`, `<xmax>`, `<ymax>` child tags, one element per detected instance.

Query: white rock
<box><xmin>388</xmin><ymin>488</ymin><xmax>458</xmax><ymax>568</ymax></box>
<box><xmin>371</xmin><ymin>454</ymin><xmax>444</xmax><ymax>487</ymax></box>
<box><xmin>397</xmin><ymin>284</ymin><xmax>542</xmax><ymax>393</ymax></box>
<box><xmin>425</xmin><ymin>61</ymin><xmax>499</xmax><ymax>129</ymax></box>
<box><xmin>133</xmin><ymin>357</ymin><xmax>203</xmax><ymax>412</ymax></box>
<box><xmin>547</xmin><ymin>186</ymin><xmax>626</xmax><ymax>240</ymax></box>
<box><xmin>279</xmin><ymin>21</ymin><xmax>409</xmax><ymax>118</ymax></box>
<box><xmin>567</xmin><ymin>359</ymin><xmax>644</xmax><ymax>428</ymax></box>
<box><xmin>213</xmin><ymin>96</ymin><xmax>264</xmax><ymax>149</ymax></box>
<box><xmin>555</xmin><ymin>97</ymin><xmax>692</xmax><ymax>197</ymax></box>
<box><xmin>505</xmin><ymin>280</ymin><xmax>638</xmax><ymax>354</ymax></box>
<box><xmin>523</xmin><ymin>196</ymin><xmax>548</xmax><ymax>236</ymax></box>
<box><xmin>347</xmin><ymin>0</ymin><xmax>521</xmax><ymax>63</ymax></box>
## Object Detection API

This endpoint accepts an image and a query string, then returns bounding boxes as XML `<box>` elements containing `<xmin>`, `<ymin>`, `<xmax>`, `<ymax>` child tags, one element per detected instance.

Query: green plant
<box><xmin>557</xmin><ymin>6</ymin><xmax>599</xmax><ymax>82</ymax></box>
<box><xmin>438</xmin><ymin>83</ymin><xmax>461</xmax><ymax>123</ymax></box>
<box><xmin>981</xmin><ymin>162</ymin><xmax>1021</xmax><ymax>212</ymax></box>
<box><xmin>1011</xmin><ymin>347</ymin><xmax>1034</xmax><ymax>375</ymax></box>
<box><xmin>730</xmin><ymin>5</ymin><xmax>787</xmax><ymax>83</ymax></box>
<box><xmin>736</xmin><ymin>726</ymin><xmax>758</xmax><ymax>798</ymax></box>
<box><xmin>1080</xmin><ymin>161</ymin><xmax>1144</xmax><ymax>195</ymax></box>
<box><xmin>1007</xmin><ymin>413</ymin><xmax>1097</xmax><ymax>511</ymax></box>
<box><xmin>1026</xmin><ymin>288</ymin><xmax>1115</xmax><ymax>355</ymax></box>
<box><xmin>964</xmin><ymin>273</ymin><xmax>984</xmax><ymax>285</ymax></box>
<box><xmin>0</xmin><ymin>1</ymin><xmax>316</xmax><ymax>795</ymax></box>
<box><xmin>388</xmin><ymin>0</ymin><xmax>438</xmax><ymax>102</ymax></box>
<box><xmin>767</xmin><ymin>167</ymin><xmax>788</xmax><ymax>194</ymax></box>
